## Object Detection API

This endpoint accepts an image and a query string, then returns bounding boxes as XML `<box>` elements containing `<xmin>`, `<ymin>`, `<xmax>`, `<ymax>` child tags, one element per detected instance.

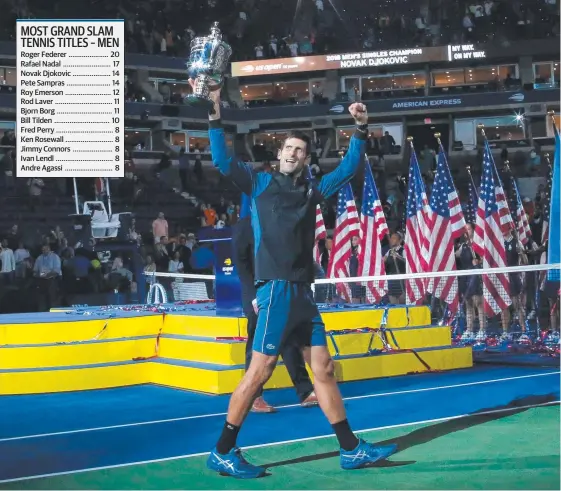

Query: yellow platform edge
<box><xmin>168</xmin><ymin>346</ymin><xmax>473</xmax><ymax>395</ymax></box>
<box><xmin>0</xmin><ymin>338</ymin><xmax>157</xmax><ymax>370</ymax></box>
<box><xmin>155</xmin><ymin>325</ymin><xmax>452</xmax><ymax>366</ymax></box>
<box><xmin>0</xmin><ymin>346</ymin><xmax>472</xmax><ymax>395</ymax></box>
<box><xmin>0</xmin><ymin>316</ymin><xmax>162</xmax><ymax>345</ymax></box>
<box><xmin>1</xmin><ymin>305</ymin><xmax>431</xmax><ymax>345</ymax></box>
<box><xmin>0</xmin><ymin>305</ymin><xmax>466</xmax><ymax>396</ymax></box>
<box><xmin>0</xmin><ymin>325</ymin><xmax>452</xmax><ymax>369</ymax></box>
<box><xmin>0</xmin><ymin>363</ymin><xmax>149</xmax><ymax>395</ymax></box>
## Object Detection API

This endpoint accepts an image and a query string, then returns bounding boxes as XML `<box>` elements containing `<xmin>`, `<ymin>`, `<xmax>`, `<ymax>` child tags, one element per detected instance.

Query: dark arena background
<box><xmin>0</xmin><ymin>0</ymin><xmax>560</xmax><ymax>488</ymax></box>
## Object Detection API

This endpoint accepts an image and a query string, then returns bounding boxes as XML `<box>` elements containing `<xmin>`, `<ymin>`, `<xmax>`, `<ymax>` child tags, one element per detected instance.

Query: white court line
<box><xmin>0</xmin><ymin>371</ymin><xmax>558</xmax><ymax>443</ymax></box>
<box><xmin>0</xmin><ymin>400</ymin><xmax>558</xmax><ymax>484</ymax></box>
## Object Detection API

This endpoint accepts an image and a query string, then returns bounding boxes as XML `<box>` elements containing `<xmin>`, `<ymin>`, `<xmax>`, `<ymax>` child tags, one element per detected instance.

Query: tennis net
<box><xmin>145</xmin><ymin>263</ymin><xmax>560</xmax><ymax>337</ymax></box>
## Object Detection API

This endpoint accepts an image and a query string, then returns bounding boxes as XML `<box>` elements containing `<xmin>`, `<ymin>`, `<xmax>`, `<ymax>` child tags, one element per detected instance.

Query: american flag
<box><xmin>491</xmin><ymin>159</ymin><xmax>515</xmax><ymax>236</ymax></box>
<box><xmin>548</xmin><ymin>129</ymin><xmax>560</xmax><ymax>281</ymax></box>
<box><xmin>313</xmin><ymin>204</ymin><xmax>326</xmax><ymax>264</ymax></box>
<box><xmin>473</xmin><ymin>141</ymin><xmax>512</xmax><ymax>316</ymax></box>
<box><xmin>328</xmin><ymin>183</ymin><xmax>360</xmax><ymax>301</ymax></box>
<box><xmin>541</xmin><ymin>158</ymin><xmax>553</xmax><ymax>255</ymax></box>
<box><xmin>404</xmin><ymin>148</ymin><xmax>431</xmax><ymax>305</ymax></box>
<box><xmin>464</xmin><ymin>177</ymin><xmax>478</xmax><ymax>225</ymax></box>
<box><xmin>509</xmin><ymin>173</ymin><xmax>532</xmax><ymax>245</ymax></box>
<box><xmin>426</xmin><ymin>146</ymin><xmax>466</xmax><ymax>314</ymax></box>
<box><xmin>539</xmin><ymin>156</ymin><xmax>553</xmax><ymax>288</ymax></box>
<box><xmin>304</xmin><ymin>165</ymin><xmax>326</xmax><ymax>265</ymax></box>
<box><xmin>359</xmin><ymin>162</ymin><xmax>388</xmax><ymax>302</ymax></box>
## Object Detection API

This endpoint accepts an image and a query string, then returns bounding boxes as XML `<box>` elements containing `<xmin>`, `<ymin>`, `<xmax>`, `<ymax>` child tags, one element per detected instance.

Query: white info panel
<box><xmin>16</xmin><ymin>19</ymin><xmax>125</xmax><ymax>178</ymax></box>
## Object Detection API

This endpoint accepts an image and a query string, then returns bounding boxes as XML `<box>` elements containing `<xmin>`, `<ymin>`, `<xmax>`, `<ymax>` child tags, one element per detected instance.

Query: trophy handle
<box><xmin>193</xmin><ymin>74</ymin><xmax>212</xmax><ymax>99</ymax></box>
<box><xmin>185</xmin><ymin>74</ymin><xmax>214</xmax><ymax>109</ymax></box>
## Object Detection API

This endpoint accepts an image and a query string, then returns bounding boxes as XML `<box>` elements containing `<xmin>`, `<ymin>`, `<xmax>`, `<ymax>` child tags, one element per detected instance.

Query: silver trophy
<box><xmin>186</xmin><ymin>22</ymin><xmax>232</xmax><ymax>108</ymax></box>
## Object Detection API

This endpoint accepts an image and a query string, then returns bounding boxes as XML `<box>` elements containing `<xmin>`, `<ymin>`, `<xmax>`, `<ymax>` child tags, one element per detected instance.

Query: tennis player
<box><xmin>193</xmin><ymin>81</ymin><xmax>397</xmax><ymax>478</ymax></box>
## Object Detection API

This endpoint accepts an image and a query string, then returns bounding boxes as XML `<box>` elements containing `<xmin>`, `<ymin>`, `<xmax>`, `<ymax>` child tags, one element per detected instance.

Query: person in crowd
<box><xmin>0</xmin><ymin>238</ymin><xmax>16</xmax><ymax>284</ymax></box>
<box><xmin>168</xmin><ymin>250</ymin><xmax>184</xmax><ymax>274</ymax></box>
<box><xmin>152</xmin><ymin>212</ymin><xmax>168</xmax><ymax>244</ymax></box>
<box><xmin>384</xmin><ymin>232</ymin><xmax>405</xmax><ymax>304</ymax></box>
<box><xmin>455</xmin><ymin>224</ymin><xmax>485</xmax><ymax>339</ymax></box>
<box><xmin>33</xmin><ymin>243</ymin><xmax>61</xmax><ymax>311</ymax></box>
<box><xmin>349</xmin><ymin>236</ymin><xmax>364</xmax><ymax>303</ymax></box>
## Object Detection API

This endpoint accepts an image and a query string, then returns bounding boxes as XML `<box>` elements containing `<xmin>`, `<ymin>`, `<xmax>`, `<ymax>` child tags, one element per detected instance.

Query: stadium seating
<box><xmin>2</xmin><ymin>0</ymin><xmax>558</xmax><ymax>60</ymax></box>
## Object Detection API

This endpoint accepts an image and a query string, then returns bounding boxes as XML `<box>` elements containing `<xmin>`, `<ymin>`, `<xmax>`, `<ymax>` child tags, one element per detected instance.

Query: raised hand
<box><xmin>348</xmin><ymin>102</ymin><xmax>368</xmax><ymax>125</ymax></box>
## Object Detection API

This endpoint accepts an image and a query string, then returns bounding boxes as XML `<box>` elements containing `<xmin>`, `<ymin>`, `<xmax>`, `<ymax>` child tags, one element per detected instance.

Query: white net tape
<box><xmin>144</xmin><ymin>264</ymin><xmax>560</xmax><ymax>356</ymax></box>
<box><xmin>145</xmin><ymin>264</ymin><xmax>559</xmax><ymax>324</ymax></box>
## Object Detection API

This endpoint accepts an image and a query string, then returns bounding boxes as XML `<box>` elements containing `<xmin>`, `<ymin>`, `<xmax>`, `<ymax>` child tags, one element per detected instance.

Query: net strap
<box><xmin>326</xmin><ymin>326</ymin><xmax>435</xmax><ymax>371</ymax></box>
<box><xmin>52</xmin><ymin>321</ymin><xmax>109</xmax><ymax>346</ymax></box>
<box><xmin>133</xmin><ymin>325</ymin><xmax>163</xmax><ymax>361</ymax></box>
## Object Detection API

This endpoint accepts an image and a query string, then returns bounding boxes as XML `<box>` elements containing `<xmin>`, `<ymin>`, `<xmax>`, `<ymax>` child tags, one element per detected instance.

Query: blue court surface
<box><xmin>0</xmin><ymin>365</ymin><xmax>559</xmax><ymax>489</ymax></box>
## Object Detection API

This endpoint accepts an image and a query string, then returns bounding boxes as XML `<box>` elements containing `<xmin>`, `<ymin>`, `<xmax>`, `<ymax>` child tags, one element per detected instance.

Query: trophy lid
<box><xmin>210</xmin><ymin>22</ymin><xmax>222</xmax><ymax>39</ymax></box>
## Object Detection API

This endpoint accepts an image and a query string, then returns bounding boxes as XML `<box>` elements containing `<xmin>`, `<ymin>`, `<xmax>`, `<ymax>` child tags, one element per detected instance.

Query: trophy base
<box><xmin>184</xmin><ymin>95</ymin><xmax>215</xmax><ymax>109</ymax></box>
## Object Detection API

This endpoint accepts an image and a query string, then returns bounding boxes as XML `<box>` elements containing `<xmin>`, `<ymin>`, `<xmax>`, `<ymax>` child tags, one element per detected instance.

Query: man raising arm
<box><xmin>192</xmin><ymin>81</ymin><xmax>397</xmax><ymax>478</ymax></box>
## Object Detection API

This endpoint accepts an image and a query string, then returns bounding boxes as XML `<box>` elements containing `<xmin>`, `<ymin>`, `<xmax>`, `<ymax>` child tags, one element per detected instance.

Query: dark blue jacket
<box><xmin>210</xmin><ymin>120</ymin><xmax>366</xmax><ymax>283</ymax></box>
<box><xmin>240</xmin><ymin>191</ymin><xmax>251</xmax><ymax>220</ymax></box>
<box><xmin>231</xmin><ymin>214</ymin><xmax>256</xmax><ymax>308</ymax></box>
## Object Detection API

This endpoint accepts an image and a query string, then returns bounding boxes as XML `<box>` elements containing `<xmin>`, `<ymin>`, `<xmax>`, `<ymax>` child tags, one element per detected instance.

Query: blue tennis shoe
<box><xmin>207</xmin><ymin>446</ymin><xmax>266</xmax><ymax>479</ymax></box>
<box><xmin>340</xmin><ymin>439</ymin><xmax>398</xmax><ymax>469</ymax></box>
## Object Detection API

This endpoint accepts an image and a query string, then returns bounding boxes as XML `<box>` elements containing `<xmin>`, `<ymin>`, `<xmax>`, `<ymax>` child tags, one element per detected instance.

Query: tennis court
<box><xmin>0</xmin><ymin>365</ymin><xmax>558</xmax><ymax>489</ymax></box>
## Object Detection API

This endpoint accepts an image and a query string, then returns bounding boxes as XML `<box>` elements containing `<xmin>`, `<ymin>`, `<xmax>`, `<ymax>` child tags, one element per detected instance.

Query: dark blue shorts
<box><xmin>252</xmin><ymin>280</ymin><xmax>327</xmax><ymax>356</ymax></box>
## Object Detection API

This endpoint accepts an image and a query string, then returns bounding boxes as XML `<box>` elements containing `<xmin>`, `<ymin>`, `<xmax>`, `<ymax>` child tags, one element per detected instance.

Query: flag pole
<box><xmin>399</xmin><ymin>135</ymin><xmax>415</xmax><ymax>288</ymax></box>
<box><xmin>477</xmin><ymin>123</ymin><xmax>486</xmax><ymax>138</ymax></box>
<box><xmin>433</xmin><ymin>131</ymin><xmax>448</xmax><ymax>174</ymax></box>
<box><xmin>434</xmin><ymin>131</ymin><xmax>444</xmax><ymax>176</ymax></box>
<box><xmin>401</xmin><ymin>136</ymin><xmax>415</xmax><ymax>232</ymax></box>
<box><xmin>477</xmin><ymin>123</ymin><xmax>491</xmax><ymax>176</ymax></box>
<box><xmin>502</xmin><ymin>159</ymin><xmax>518</xmax><ymax>240</ymax></box>
<box><xmin>434</xmin><ymin>131</ymin><xmax>444</xmax><ymax>184</ymax></box>
<box><xmin>432</xmin><ymin>131</ymin><xmax>449</xmax><ymax>319</ymax></box>
<box><xmin>475</xmin><ymin>123</ymin><xmax>492</xmax><ymax>260</ymax></box>
<box><xmin>406</xmin><ymin>135</ymin><xmax>414</xmax><ymax>149</ymax></box>
<box><xmin>547</xmin><ymin>110</ymin><xmax>558</xmax><ymax>135</ymax></box>
<box><xmin>465</xmin><ymin>165</ymin><xmax>478</xmax><ymax>196</ymax></box>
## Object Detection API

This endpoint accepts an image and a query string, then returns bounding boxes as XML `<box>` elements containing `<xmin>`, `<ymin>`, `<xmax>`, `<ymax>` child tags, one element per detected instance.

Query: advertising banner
<box><xmin>231</xmin><ymin>44</ymin><xmax>487</xmax><ymax>77</ymax></box>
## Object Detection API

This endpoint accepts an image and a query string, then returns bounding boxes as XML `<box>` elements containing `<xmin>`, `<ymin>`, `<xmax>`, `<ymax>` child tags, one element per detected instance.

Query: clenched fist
<box><xmin>349</xmin><ymin>102</ymin><xmax>368</xmax><ymax>125</ymax></box>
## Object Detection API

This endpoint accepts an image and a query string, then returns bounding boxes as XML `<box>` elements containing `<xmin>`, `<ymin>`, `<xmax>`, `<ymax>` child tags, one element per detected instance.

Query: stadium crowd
<box><xmin>2</xmin><ymin>0</ymin><xmax>559</xmax><ymax>61</ymax></box>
